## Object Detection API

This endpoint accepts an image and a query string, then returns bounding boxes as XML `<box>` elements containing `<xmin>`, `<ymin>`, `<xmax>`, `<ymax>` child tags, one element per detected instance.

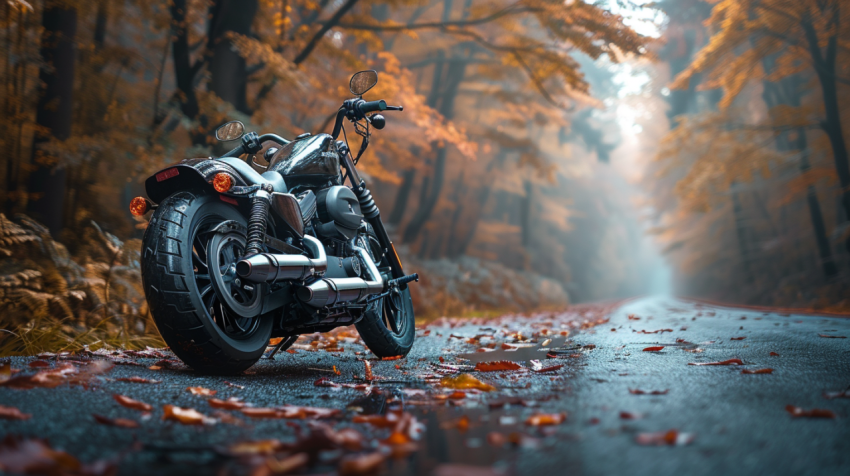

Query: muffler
<box><xmin>236</xmin><ymin>235</ymin><xmax>326</xmax><ymax>282</ymax></box>
<box><xmin>295</xmin><ymin>246</ymin><xmax>383</xmax><ymax>307</ymax></box>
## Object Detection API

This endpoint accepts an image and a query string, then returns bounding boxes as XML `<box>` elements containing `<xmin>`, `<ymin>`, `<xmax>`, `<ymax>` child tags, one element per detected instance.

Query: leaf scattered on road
<box><xmin>113</xmin><ymin>394</ymin><xmax>152</xmax><ymax>412</ymax></box>
<box><xmin>785</xmin><ymin>405</ymin><xmax>837</xmax><ymax>419</ymax></box>
<box><xmin>187</xmin><ymin>386</ymin><xmax>217</xmax><ymax>396</ymax></box>
<box><xmin>162</xmin><ymin>404</ymin><xmax>216</xmax><ymax>425</ymax></box>
<box><xmin>629</xmin><ymin>389</ymin><xmax>668</xmax><ymax>395</ymax></box>
<box><xmin>741</xmin><ymin>368</ymin><xmax>773</xmax><ymax>374</ymax></box>
<box><xmin>474</xmin><ymin>361</ymin><xmax>522</xmax><ymax>372</ymax></box>
<box><xmin>635</xmin><ymin>430</ymin><xmax>695</xmax><ymax>446</ymax></box>
<box><xmin>115</xmin><ymin>377</ymin><xmax>160</xmax><ymax>384</ymax></box>
<box><xmin>0</xmin><ymin>405</ymin><xmax>31</xmax><ymax>420</ymax></box>
<box><xmin>93</xmin><ymin>414</ymin><xmax>139</xmax><ymax>428</ymax></box>
<box><xmin>642</xmin><ymin>346</ymin><xmax>664</xmax><ymax>352</ymax></box>
<box><xmin>440</xmin><ymin>374</ymin><xmax>496</xmax><ymax>391</ymax></box>
<box><xmin>525</xmin><ymin>413</ymin><xmax>566</xmax><ymax>426</ymax></box>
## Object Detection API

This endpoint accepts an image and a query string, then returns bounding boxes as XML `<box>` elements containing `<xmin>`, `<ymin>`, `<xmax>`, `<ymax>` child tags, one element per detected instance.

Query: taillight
<box><xmin>213</xmin><ymin>173</ymin><xmax>233</xmax><ymax>193</ymax></box>
<box><xmin>129</xmin><ymin>197</ymin><xmax>150</xmax><ymax>216</ymax></box>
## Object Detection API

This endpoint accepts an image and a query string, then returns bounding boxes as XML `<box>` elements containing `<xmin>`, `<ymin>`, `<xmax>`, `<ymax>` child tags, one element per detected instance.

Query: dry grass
<box><xmin>0</xmin><ymin>214</ymin><xmax>164</xmax><ymax>356</ymax></box>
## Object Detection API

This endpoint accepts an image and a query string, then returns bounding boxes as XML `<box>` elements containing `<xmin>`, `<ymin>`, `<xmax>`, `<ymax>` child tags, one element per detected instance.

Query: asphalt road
<box><xmin>2</xmin><ymin>296</ymin><xmax>849</xmax><ymax>476</ymax></box>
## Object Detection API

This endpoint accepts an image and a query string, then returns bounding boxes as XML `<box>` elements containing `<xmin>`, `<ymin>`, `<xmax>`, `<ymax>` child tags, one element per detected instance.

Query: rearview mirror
<box><xmin>215</xmin><ymin>121</ymin><xmax>244</xmax><ymax>141</ymax></box>
<box><xmin>350</xmin><ymin>70</ymin><xmax>378</xmax><ymax>96</ymax></box>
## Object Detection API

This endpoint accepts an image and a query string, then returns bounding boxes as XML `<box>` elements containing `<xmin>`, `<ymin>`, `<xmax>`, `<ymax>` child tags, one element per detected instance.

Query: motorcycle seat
<box><xmin>219</xmin><ymin>157</ymin><xmax>287</xmax><ymax>193</ymax></box>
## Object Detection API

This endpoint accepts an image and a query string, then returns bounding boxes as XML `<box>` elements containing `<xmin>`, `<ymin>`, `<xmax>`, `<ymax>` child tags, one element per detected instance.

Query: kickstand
<box><xmin>264</xmin><ymin>338</ymin><xmax>290</xmax><ymax>360</ymax></box>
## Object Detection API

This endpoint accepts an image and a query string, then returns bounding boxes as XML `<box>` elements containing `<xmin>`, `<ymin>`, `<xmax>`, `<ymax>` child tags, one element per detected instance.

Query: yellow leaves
<box><xmin>228</xmin><ymin>34</ymin><xmax>302</xmax><ymax>87</ymax></box>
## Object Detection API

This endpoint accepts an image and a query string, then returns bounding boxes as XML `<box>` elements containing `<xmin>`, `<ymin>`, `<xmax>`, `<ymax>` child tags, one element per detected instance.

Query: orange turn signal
<box><xmin>129</xmin><ymin>197</ymin><xmax>149</xmax><ymax>216</ymax></box>
<box><xmin>213</xmin><ymin>173</ymin><xmax>233</xmax><ymax>193</ymax></box>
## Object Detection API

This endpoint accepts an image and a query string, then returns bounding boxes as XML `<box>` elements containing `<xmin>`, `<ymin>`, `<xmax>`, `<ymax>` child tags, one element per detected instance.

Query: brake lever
<box><xmin>385</xmin><ymin>105</ymin><xmax>404</xmax><ymax>111</ymax></box>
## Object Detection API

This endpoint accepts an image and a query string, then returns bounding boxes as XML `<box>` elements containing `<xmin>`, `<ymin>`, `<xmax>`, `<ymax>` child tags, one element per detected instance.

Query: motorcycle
<box><xmin>129</xmin><ymin>71</ymin><xmax>418</xmax><ymax>374</ymax></box>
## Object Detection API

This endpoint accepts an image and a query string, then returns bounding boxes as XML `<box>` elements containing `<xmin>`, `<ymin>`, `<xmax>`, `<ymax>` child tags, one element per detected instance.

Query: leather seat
<box><xmin>219</xmin><ymin>157</ymin><xmax>287</xmax><ymax>193</ymax></box>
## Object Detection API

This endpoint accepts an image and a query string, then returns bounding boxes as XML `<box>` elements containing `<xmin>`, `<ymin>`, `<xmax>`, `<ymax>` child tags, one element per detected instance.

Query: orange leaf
<box><xmin>93</xmin><ymin>414</ymin><xmax>139</xmax><ymax>428</ymax></box>
<box><xmin>208</xmin><ymin>398</ymin><xmax>245</xmax><ymax>410</ymax></box>
<box><xmin>643</xmin><ymin>346</ymin><xmax>664</xmax><ymax>352</ymax></box>
<box><xmin>440</xmin><ymin>374</ymin><xmax>495</xmax><ymax>392</ymax></box>
<box><xmin>474</xmin><ymin>361</ymin><xmax>522</xmax><ymax>372</ymax></box>
<box><xmin>741</xmin><ymin>368</ymin><xmax>773</xmax><ymax>374</ymax></box>
<box><xmin>162</xmin><ymin>404</ymin><xmax>215</xmax><ymax>425</ymax></box>
<box><xmin>116</xmin><ymin>377</ymin><xmax>160</xmax><ymax>384</ymax></box>
<box><xmin>113</xmin><ymin>394</ymin><xmax>152</xmax><ymax>412</ymax></box>
<box><xmin>187</xmin><ymin>386</ymin><xmax>216</xmax><ymax>396</ymax></box>
<box><xmin>635</xmin><ymin>429</ymin><xmax>694</xmax><ymax>446</ymax></box>
<box><xmin>785</xmin><ymin>405</ymin><xmax>836</xmax><ymax>419</ymax></box>
<box><xmin>525</xmin><ymin>413</ymin><xmax>566</xmax><ymax>426</ymax></box>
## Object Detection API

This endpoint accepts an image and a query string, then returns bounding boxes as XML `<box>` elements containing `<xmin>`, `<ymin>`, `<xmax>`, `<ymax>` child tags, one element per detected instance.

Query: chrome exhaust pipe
<box><xmin>296</xmin><ymin>246</ymin><xmax>384</xmax><ymax>307</ymax></box>
<box><xmin>236</xmin><ymin>235</ymin><xmax>326</xmax><ymax>282</ymax></box>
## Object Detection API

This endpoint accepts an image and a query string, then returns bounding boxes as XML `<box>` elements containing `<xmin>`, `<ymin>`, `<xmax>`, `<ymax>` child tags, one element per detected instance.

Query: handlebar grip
<box><xmin>358</xmin><ymin>100</ymin><xmax>387</xmax><ymax>114</ymax></box>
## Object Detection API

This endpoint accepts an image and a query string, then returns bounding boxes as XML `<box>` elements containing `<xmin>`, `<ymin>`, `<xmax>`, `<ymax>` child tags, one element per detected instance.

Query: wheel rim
<box><xmin>375</xmin><ymin>275</ymin><xmax>407</xmax><ymax>336</ymax></box>
<box><xmin>191</xmin><ymin>220</ymin><xmax>261</xmax><ymax>340</ymax></box>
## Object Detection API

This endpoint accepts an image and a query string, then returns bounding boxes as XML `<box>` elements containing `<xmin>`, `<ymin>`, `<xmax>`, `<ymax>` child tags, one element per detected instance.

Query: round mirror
<box><xmin>215</xmin><ymin>121</ymin><xmax>245</xmax><ymax>141</ymax></box>
<box><xmin>350</xmin><ymin>70</ymin><xmax>378</xmax><ymax>96</ymax></box>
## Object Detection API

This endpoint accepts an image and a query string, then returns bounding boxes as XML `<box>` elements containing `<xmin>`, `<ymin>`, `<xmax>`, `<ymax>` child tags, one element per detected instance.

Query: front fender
<box><xmin>144</xmin><ymin>158</ymin><xmax>249</xmax><ymax>204</ymax></box>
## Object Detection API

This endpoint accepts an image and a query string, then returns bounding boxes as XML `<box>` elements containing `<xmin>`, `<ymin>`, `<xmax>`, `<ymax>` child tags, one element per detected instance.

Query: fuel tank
<box><xmin>267</xmin><ymin>134</ymin><xmax>341</xmax><ymax>191</ymax></box>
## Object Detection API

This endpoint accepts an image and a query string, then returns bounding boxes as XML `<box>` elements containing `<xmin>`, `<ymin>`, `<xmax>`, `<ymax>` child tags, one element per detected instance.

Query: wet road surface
<box><xmin>1</xmin><ymin>296</ymin><xmax>849</xmax><ymax>475</ymax></box>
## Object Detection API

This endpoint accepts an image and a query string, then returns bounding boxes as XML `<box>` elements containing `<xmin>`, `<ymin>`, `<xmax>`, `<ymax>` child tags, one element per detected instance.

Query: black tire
<box><xmin>141</xmin><ymin>191</ymin><xmax>273</xmax><ymax>374</ymax></box>
<box><xmin>354</xmin><ymin>229</ymin><xmax>416</xmax><ymax>358</ymax></box>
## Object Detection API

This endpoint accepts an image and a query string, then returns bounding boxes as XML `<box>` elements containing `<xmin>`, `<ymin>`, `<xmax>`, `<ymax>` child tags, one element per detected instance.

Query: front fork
<box><xmin>352</xmin><ymin>180</ymin><xmax>405</xmax><ymax>280</ymax></box>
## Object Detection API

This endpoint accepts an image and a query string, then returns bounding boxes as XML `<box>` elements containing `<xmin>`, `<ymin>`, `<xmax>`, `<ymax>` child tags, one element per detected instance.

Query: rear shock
<box><xmin>245</xmin><ymin>187</ymin><xmax>272</xmax><ymax>256</ymax></box>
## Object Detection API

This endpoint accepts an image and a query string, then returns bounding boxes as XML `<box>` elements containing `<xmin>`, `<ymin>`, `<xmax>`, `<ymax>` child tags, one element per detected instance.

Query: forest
<box><xmin>1</xmin><ymin>0</ymin><xmax>849</xmax><ymax>353</ymax></box>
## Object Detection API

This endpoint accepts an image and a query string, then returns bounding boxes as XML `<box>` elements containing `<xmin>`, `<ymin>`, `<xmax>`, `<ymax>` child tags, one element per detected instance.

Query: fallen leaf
<box><xmin>338</xmin><ymin>451</ymin><xmax>386</xmax><ymax>476</ymax></box>
<box><xmin>474</xmin><ymin>361</ymin><xmax>522</xmax><ymax>372</ymax></box>
<box><xmin>440</xmin><ymin>374</ymin><xmax>496</xmax><ymax>392</ymax></box>
<box><xmin>823</xmin><ymin>390</ymin><xmax>850</xmax><ymax>400</ymax></box>
<box><xmin>818</xmin><ymin>334</ymin><xmax>847</xmax><ymax>339</ymax></box>
<box><xmin>0</xmin><ymin>405</ymin><xmax>31</xmax><ymax>420</ymax></box>
<box><xmin>93</xmin><ymin>414</ymin><xmax>139</xmax><ymax>428</ymax></box>
<box><xmin>785</xmin><ymin>405</ymin><xmax>837</xmax><ymax>419</ymax></box>
<box><xmin>529</xmin><ymin>360</ymin><xmax>564</xmax><ymax>373</ymax></box>
<box><xmin>263</xmin><ymin>452</ymin><xmax>309</xmax><ymax>474</ymax></box>
<box><xmin>0</xmin><ymin>436</ymin><xmax>84</xmax><ymax>474</ymax></box>
<box><xmin>241</xmin><ymin>407</ymin><xmax>283</xmax><ymax>419</ymax></box>
<box><xmin>28</xmin><ymin>361</ymin><xmax>50</xmax><ymax>368</ymax></box>
<box><xmin>741</xmin><ymin>368</ymin><xmax>773</xmax><ymax>374</ymax></box>
<box><xmin>115</xmin><ymin>377</ymin><xmax>160</xmax><ymax>384</ymax></box>
<box><xmin>162</xmin><ymin>404</ymin><xmax>215</xmax><ymax>425</ymax></box>
<box><xmin>688</xmin><ymin>358</ymin><xmax>744</xmax><ymax>366</ymax></box>
<box><xmin>364</xmin><ymin>361</ymin><xmax>373</xmax><ymax>381</ymax></box>
<box><xmin>643</xmin><ymin>346</ymin><xmax>664</xmax><ymax>352</ymax></box>
<box><xmin>113</xmin><ymin>394</ymin><xmax>152</xmax><ymax>412</ymax></box>
<box><xmin>228</xmin><ymin>439</ymin><xmax>284</xmax><ymax>456</ymax></box>
<box><xmin>628</xmin><ymin>314</ymin><xmax>640</xmax><ymax>320</ymax></box>
<box><xmin>629</xmin><ymin>389</ymin><xmax>669</xmax><ymax>395</ymax></box>
<box><xmin>635</xmin><ymin>430</ymin><xmax>694</xmax><ymax>446</ymax></box>
<box><xmin>224</xmin><ymin>381</ymin><xmax>245</xmax><ymax>389</ymax></box>
<box><xmin>333</xmin><ymin>365</ymin><xmax>341</xmax><ymax>376</ymax></box>
<box><xmin>208</xmin><ymin>398</ymin><xmax>245</xmax><ymax>410</ymax></box>
<box><xmin>382</xmin><ymin>356</ymin><xmax>403</xmax><ymax>361</ymax></box>
<box><xmin>730</xmin><ymin>337</ymin><xmax>746</xmax><ymax>340</ymax></box>
<box><xmin>314</xmin><ymin>377</ymin><xmax>339</xmax><ymax>387</ymax></box>
<box><xmin>525</xmin><ymin>413</ymin><xmax>566</xmax><ymax>426</ymax></box>
<box><xmin>619</xmin><ymin>411</ymin><xmax>642</xmax><ymax>420</ymax></box>
<box><xmin>187</xmin><ymin>386</ymin><xmax>217</xmax><ymax>396</ymax></box>
<box><xmin>635</xmin><ymin>329</ymin><xmax>673</xmax><ymax>334</ymax></box>
<box><xmin>769</xmin><ymin>352</ymin><xmax>779</xmax><ymax>356</ymax></box>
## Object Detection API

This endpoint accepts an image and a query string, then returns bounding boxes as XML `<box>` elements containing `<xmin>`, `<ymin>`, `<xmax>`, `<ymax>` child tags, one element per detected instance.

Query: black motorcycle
<box><xmin>130</xmin><ymin>71</ymin><xmax>418</xmax><ymax>374</ymax></box>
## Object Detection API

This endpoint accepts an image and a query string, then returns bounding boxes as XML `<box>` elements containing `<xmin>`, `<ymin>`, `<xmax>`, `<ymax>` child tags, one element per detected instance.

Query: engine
<box><xmin>314</xmin><ymin>186</ymin><xmax>363</xmax><ymax>240</ymax></box>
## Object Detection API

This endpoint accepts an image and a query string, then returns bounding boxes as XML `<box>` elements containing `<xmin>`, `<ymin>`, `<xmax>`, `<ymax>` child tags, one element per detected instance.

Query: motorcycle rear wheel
<box><xmin>141</xmin><ymin>191</ymin><xmax>273</xmax><ymax>374</ymax></box>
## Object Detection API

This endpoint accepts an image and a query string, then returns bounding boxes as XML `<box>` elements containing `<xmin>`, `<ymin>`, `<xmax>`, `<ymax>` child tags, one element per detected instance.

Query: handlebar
<box><xmin>357</xmin><ymin>100</ymin><xmax>387</xmax><ymax>114</ymax></box>
<box><xmin>221</xmin><ymin>133</ymin><xmax>291</xmax><ymax>158</ymax></box>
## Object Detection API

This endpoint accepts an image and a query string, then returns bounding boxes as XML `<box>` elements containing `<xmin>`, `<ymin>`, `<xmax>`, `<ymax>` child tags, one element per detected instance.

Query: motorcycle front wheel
<box><xmin>141</xmin><ymin>191</ymin><xmax>273</xmax><ymax>374</ymax></box>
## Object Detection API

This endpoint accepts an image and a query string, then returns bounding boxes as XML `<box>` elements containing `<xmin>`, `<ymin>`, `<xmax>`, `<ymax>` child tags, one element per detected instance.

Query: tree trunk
<box><xmin>520</xmin><ymin>180</ymin><xmax>533</xmax><ymax>248</ymax></box>
<box><xmin>802</xmin><ymin>18</ymin><xmax>850</xmax><ymax>252</ymax></box>
<box><xmin>170</xmin><ymin>0</ymin><xmax>200</xmax><ymax>121</ymax></box>
<box><xmin>388</xmin><ymin>167</ymin><xmax>416</xmax><ymax>225</ymax></box>
<box><xmin>26</xmin><ymin>6</ymin><xmax>78</xmax><ymax>236</ymax></box>
<box><xmin>208</xmin><ymin>0</ymin><xmax>258</xmax><ymax>115</ymax></box>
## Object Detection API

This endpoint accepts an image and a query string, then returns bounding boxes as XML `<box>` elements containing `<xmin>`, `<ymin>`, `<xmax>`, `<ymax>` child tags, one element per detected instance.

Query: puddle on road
<box><xmin>457</xmin><ymin>337</ymin><xmax>569</xmax><ymax>364</ymax></box>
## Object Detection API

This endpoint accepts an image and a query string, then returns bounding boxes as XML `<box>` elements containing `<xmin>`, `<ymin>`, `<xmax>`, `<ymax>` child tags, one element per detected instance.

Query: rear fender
<box><xmin>144</xmin><ymin>158</ymin><xmax>249</xmax><ymax>204</ymax></box>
